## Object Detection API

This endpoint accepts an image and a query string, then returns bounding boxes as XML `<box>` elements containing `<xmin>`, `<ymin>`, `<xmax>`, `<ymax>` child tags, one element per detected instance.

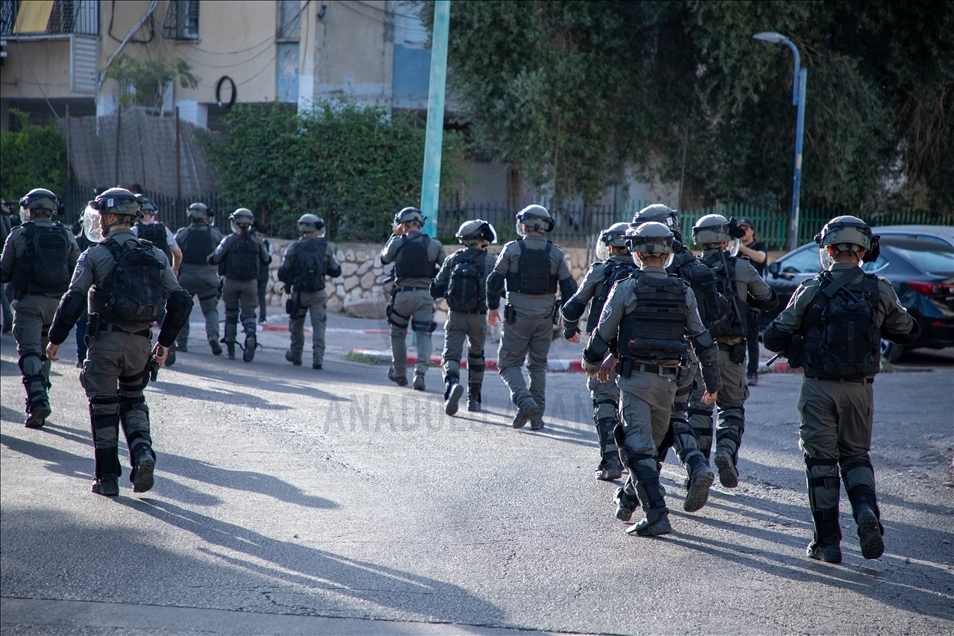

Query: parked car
<box><xmin>760</xmin><ymin>228</ymin><xmax>954</xmax><ymax>361</ymax></box>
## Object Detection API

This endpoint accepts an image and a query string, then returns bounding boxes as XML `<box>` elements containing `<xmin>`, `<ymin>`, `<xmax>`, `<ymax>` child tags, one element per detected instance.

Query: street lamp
<box><xmin>753</xmin><ymin>31</ymin><xmax>807</xmax><ymax>252</ymax></box>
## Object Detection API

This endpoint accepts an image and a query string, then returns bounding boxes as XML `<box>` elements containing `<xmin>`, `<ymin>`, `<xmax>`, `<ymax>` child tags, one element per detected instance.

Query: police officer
<box><xmin>45</xmin><ymin>188</ymin><xmax>192</xmax><ymax>496</ymax></box>
<box><xmin>562</xmin><ymin>222</ymin><xmax>637</xmax><ymax>480</ymax></box>
<box><xmin>133</xmin><ymin>197</ymin><xmax>182</xmax><ymax>275</ymax></box>
<box><xmin>691</xmin><ymin>214</ymin><xmax>778</xmax><ymax>489</ymax></box>
<box><xmin>629</xmin><ymin>204</ymin><xmax>724</xmax><ymax>514</ymax></box>
<box><xmin>582</xmin><ymin>222</ymin><xmax>721</xmax><ymax>536</ymax></box>
<box><xmin>735</xmin><ymin>217</ymin><xmax>768</xmax><ymax>386</ymax></box>
<box><xmin>487</xmin><ymin>205</ymin><xmax>577</xmax><ymax>430</ymax></box>
<box><xmin>277</xmin><ymin>213</ymin><xmax>342</xmax><ymax>369</ymax></box>
<box><xmin>1</xmin><ymin>199</ymin><xmax>15</xmax><ymax>333</ymax></box>
<box><xmin>208</xmin><ymin>208</ymin><xmax>271</xmax><ymax>361</ymax></box>
<box><xmin>380</xmin><ymin>207</ymin><xmax>446</xmax><ymax>391</ymax></box>
<box><xmin>430</xmin><ymin>219</ymin><xmax>498</xmax><ymax>415</ymax></box>
<box><xmin>763</xmin><ymin>216</ymin><xmax>918</xmax><ymax>563</ymax></box>
<box><xmin>174</xmin><ymin>203</ymin><xmax>225</xmax><ymax>355</ymax></box>
<box><xmin>0</xmin><ymin>188</ymin><xmax>80</xmax><ymax>428</ymax></box>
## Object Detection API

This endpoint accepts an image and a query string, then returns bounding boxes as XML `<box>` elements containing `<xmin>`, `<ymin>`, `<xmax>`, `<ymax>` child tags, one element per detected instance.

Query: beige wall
<box><xmin>0</xmin><ymin>38</ymin><xmax>73</xmax><ymax>99</ymax></box>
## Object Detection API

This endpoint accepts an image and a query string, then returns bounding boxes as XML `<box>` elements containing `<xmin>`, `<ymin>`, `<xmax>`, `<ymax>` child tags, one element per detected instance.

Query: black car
<box><xmin>760</xmin><ymin>233</ymin><xmax>954</xmax><ymax>361</ymax></box>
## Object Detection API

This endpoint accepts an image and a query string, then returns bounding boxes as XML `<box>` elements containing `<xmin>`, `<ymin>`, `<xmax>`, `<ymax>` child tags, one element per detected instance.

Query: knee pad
<box><xmin>17</xmin><ymin>353</ymin><xmax>42</xmax><ymax>374</ymax></box>
<box><xmin>412</xmin><ymin>319</ymin><xmax>436</xmax><ymax>334</ymax></box>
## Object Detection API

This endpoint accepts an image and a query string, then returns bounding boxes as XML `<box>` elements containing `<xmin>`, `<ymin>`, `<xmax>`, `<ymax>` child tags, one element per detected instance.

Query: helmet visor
<box><xmin>83</xmin><ymin>205</ymin><xmax>104</xmax><ymax>243</ymax></box>
<box><xmin>727</xmin><ymin>238</ymin><xmax>740</xmax><ymax>257</ymax></box>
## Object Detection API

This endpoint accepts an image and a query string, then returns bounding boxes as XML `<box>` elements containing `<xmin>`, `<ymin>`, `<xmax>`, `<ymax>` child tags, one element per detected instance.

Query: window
<box><xmin>2</xmin><ymin>0</ymin><xmax>99</xmax><ymax>37</ymax></box>
<box><xmin>777</xmin><ymin>246</ymin><xmax>822</xmax><ymax>277</ymax></box>
<box><xmin>277</xmin><ymin>0</ymin><xmax>300</xmax><ymax>42</ymax></box>
<box><xmin>163</xmin><ymin>0</ymin><xmax>199</xmax><ymax>40</ymax></box>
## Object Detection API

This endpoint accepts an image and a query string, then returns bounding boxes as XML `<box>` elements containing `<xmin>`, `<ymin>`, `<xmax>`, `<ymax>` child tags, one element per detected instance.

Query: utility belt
<box><xmin>393</xmin><ymin>285</ymin><xmax>429</xmax><ymax>294</ymax></box>
<box><xmin>804</xmin><ymin>373</ymin><xmax>874</xmax><ymax>385</ymax></box>
<box><xmin>616</xmin><ymin>356</ymin><xmax>682</xmax><ymax>379</ymax></box>
<box><xmin>87</xmin><ymin>313</ymin><xmax>152</xmax><ymax>340</ymax></box>
<box><xmin>718</xmin><ymin>340</ymin><xmax>747</xmax><ymax>364</ymax></box>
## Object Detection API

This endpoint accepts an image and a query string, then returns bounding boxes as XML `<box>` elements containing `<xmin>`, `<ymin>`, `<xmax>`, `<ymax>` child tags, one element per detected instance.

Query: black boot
<box><xmin>444</xmin><ymin>378</ymin><xmax>463</xmax><ymax>416</ymax></box>
<box><xmin>130</xmin><ymin>444</ymin><xmax>156</xmax><ymax>493</ymax></box>
<box><xmin>683</xmin><ymin>456</ymin><xmax>715</xmax><ymax>513</ymax></box>
<box><xmin>23</xmin><ymin>373</ymin><xmax>51</xmax><ymax>429</ymax></box>
<box><xmin>467</xmin><ymin>383</ymin><xmax>482</xmax><ymax>412</ymax></box>
<box><xmin>806</xmin><ymin>510</ymin><xmax>842</xmax><ymax>563</ymax></box>
<box><xmin>594</xmin><ymin>417</ymin><xmax>623</xmax><ymax>481</ymax></box>
<box><xmin>92</xmin><ymin>447</ymin><xmax>121</xmax><ymax>497</ymax></box>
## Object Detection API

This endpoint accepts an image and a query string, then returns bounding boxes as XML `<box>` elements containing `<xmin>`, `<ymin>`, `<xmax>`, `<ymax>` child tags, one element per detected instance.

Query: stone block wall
<box><xmin>263</xmin><ymin>239</ymin><xmax>595</xmax><ymax>320</ymax></box>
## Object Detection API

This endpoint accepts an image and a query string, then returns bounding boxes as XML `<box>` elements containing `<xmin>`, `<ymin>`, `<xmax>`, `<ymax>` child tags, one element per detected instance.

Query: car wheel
<box><xmin>881</xmin><ymin>339</ymin><xmax>904</xmax><ymax>363</ymax></box>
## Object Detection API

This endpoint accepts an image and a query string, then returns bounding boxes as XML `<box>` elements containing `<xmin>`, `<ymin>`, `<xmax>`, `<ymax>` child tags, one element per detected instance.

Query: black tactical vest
<box><xmin>394</xmin><ymin>234</ymin><xmax>436</xmax><ymax>279</ymax></box>
<box><xmin>702</xmin><ymin>253</ymin><xmax>748</xmax><ymax>338</ymax></box>
<box><xmin>618</xmin><ymin>274</ymin><xmax>689</xmax><ymax>362</ymax></box>
<box><xmin>180</xmin><ymin>225</ymin><xmax>217</xmax><ymax>264</ymax></box>
<box><xmin>505</xmin><ymin>240</ymin><xmax>557</xmax><ymax>295</ymax></box>
<box><xmin>16</xmin><ymin>223</ymin><xmax>72</xmax><ymax>296</ymax></box>
<box><xmin>803</xmin><ymin>271</ymin><xmax>882</xmax><ymax>379</ymax></box>
<box><xmin>670</xmin><ymin>248</ymin><xmax>728</xmax><ymax>331</ymax></box>
<box><xmin>585</xmin><ymin>258</ymin><xmax>637</xmax><ymax>333</ymax></box>
<box><xmin>136</xmin><ymin>222</ymin><xmax>171</xmax><ymax>262</ymax></box>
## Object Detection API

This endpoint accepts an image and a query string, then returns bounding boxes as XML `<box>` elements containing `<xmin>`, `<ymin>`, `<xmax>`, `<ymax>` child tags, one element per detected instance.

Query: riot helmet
<box><xmin>515</xmin><ymin>204</ymin><xmax>554</xmax><ymax>237</ymax></box>
<box><xmin>632</xmin><ymin>204</ymin><xmax>679</xmax><ymax>229</ymax></box>
<box><xmin>692</xmin><ymin>213</ymin><xmax>739</xmax><ymax>255</ymax></box>
<box><xmin>187</xmin><ymin>202</ymin><xmax>210</xmax><ymax>224</ymax></box>
<box><xmin>455</xmin><ymin>219</ymin><xmax>497</xmax><ymax>247</ymax></box>
<box><xmin>298</xmin><ymin>213</ymin><xmax>326</xmax><ymax>237</ymax></box>
<box><xmin>230</xmin><ymin>208</ymin><xmax>255</xmax><ymax>232</ymax></box>
<box><xmin>595</xmin><ymin>222</ymin><xmax>631</xmax><ymax>261</ymax></box>
<box><xmin>393</xmin><ymin>207</ymin><xmax>426</xmax><ymax>229</ymax></box>
<box><xmin>19</xmin><ymin>188</ymin><xmax>64</xmax><ymax>224</ymax></box>
<box><xmin>137</xmin><ymin>195</ymin><xmax>158</xmax><ymax>220</ymax></box>
<box><xmin>84</xmin><ymin>188</ymin><xmax>141</xmax><ymax>242</ymax></box>
<box><xmin>815</xmin><ymin>215</ymin><xmax>877</xmax><ymax>269</ymax></box>
<box><xmin>626</xmin><ymin>221</ymin><xmax>677</xmax><ymax>268</ymax></box>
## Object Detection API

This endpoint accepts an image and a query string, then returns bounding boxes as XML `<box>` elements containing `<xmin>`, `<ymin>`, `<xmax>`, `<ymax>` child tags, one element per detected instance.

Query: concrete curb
<box><xmin>349</xmin><ymin>348</ymin><xmax>586</xmax><ymax>373</ymax></box>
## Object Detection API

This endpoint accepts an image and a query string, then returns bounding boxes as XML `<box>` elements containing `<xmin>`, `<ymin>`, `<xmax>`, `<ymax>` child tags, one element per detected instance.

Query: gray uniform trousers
<box><xmin>222</xmin><ymin>278</ymin><xmax>259</xmax><ymax>345</ymax></box>
<box><xmin>497</xmin><ymin>312</ymin><xmax>552</xmax><ymax>416</ymax></box>
<box><xmin>686</xmin><ymin>347</ymin><xmax>747</xmax><ymax>464</ymax></box>
<box><xmin>617</xmin><ymin>369</ymin><xmax>679</xmax><ymax>519</ymax></box>
<box><xmin>80</xmin><ymin>329</ymin><xmax>153</xmax><ymax>479</ymax></box>
<box><xmin>667</xmin><ymin>347</ymin><xmax>710</xmax><ymax>477</ymax></box>
<box><xmin>441</xmin><ymin>310</ymin><xmax>487</xmax><ymax>386</ymax></box>
<box><xmin>389</xmin><ymin>288</ymin><xmax>435</xmax><ymax>379</ymax></box>
<box><xmin>289</xmin><ymin>290</ymin><xmax>328</xmax><ymax>365</ymax></box>
<box><xmin>176</xmin><ymin>265</ymin><xmax>220</xmax><ymax>347</ymax></box>
<box><xmin>798</xmin><ymin>377</ymin><xmax>878</xmax><ymax>542</ymax></box>
<box><xmin>13</xmin><ymin>294</ymin><xmax>59</xmax><ymax>411</ymax></box>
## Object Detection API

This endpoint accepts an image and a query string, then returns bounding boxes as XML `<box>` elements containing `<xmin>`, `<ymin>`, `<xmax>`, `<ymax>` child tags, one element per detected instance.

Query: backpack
<box><xmin>136</xmin><ymin>222</ymin><xmax>171</xmax><ymax>262</ymax></box>
<box><xmin>585</xmin><ymin>259</ymin><xmax>638</xmax><ymax>333</ymax></box>
<box><xmin>23</xmin><ymin>223</ymin><xmax>72</xmax><ymax>294</ymax></box>
<box><xmin>703</xmin><ymin>255</ymin><xmax>746</xmax><ymax>338</ymax></box>
<box><xmin>293</xmin><ymin>238</ymin><xmax>327</xmax><ymax>293</ymax></box>
<box><xmin>671</xmin><ymin>251</ymin><xmax>728</xmax><ymax>331</ymax></box>
<box><xmin>803</xmin><ymin>269</ymin><xmax>881</xmax><ymax>378</ymax></box>
<box><xmin>446</xmin><ymin>251</ymin><xmax>485</xmax><ymax>313</ymax></box>
<box><xmin>225</xmin><ymin>232</ymin><xmax>260</xmax><ymax>281</ymax></box>
<box><xmin>103</xmin><ymin>239</ymin><xmax>166</xmax><ymax>323</ymax></box>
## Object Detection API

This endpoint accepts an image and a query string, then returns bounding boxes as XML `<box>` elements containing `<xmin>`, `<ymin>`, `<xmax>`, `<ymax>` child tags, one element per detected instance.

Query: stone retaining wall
<box><xmin>263</xmin><ymin>240</ymin><xmax>596</xmax><ymax>320</ymax></box>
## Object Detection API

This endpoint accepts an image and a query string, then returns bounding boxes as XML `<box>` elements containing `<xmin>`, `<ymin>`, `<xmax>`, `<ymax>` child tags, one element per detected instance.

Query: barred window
<box><xmin>163</xmin><ymin>0</ymin><xmax>198</xmax><ymax>41</ymax></box>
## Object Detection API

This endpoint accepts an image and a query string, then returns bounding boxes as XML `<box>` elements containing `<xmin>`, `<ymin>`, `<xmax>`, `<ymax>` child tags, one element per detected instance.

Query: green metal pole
<box><xmin>419</xmin><ymin>0</ymin><xmax>450</xmax><ymax>238</ymax></box>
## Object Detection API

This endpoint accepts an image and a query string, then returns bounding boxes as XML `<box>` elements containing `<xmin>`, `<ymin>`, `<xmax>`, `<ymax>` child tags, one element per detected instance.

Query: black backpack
<box><xmin>703</xmin><ymin>256</ymin><xmax>746</xmax><ymax>338</ymax></box>
<box><xmin>103</xmin><ymin>239</ymin><xmax>166</xmax><ymax>323</ymax></box>
<box><xmin>671</xmin><ymin>252</ymin><xmax>728</xmax><ymax>331</ymax></box>
<box><xmin>293</xmin><ymin>238</ymin><xmax>327</xmax><ymax>293</ymax></box>
<box><xmin>585</xmin><ymin>259</ymin><xmax>638</xmax><ymax>333</ymax></box>
<box><xmin>803</xmin><ymin>269</ymin><xmax>881</xmax><ymax>378</ymax></box>
<box><xmin>225</xmin><ymin>232</ymin><xmax>260</xmax><ymax>281</ymax></box>
<box><xmin>23</xmin><ymin>223</ymin><xmax>72</xmax><ymax>294</ymax></box>
<box><xmin>446</xmin><ymin>252</ymin><xmax>485</xmax><ymax>313</ymax></box>
<box><xmin>137</xmin><ymin>222</ymin><xmax>171</xmax><ymax>261</ymax></box>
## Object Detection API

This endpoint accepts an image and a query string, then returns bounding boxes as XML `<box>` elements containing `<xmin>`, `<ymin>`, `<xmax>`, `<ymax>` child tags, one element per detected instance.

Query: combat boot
<box><xmin>806</xmin><ymin>542</ymin><xmax>842</xmax><ymax>563</ymax></box>
<box><xmin>444</xmin><ymin>379</ymin><xmax>463</xmax><ymax>416</ymax></box>
<box><xmin>529</xmin><ymin>414</ymin><xmax>545</xmax><ymax>431</ymax></box>
<box><xmin>856</xmin><ymin>504</ymin><xmax>885</xmax><ymax>560</ymax></box>
<box><xmin>467</xmin><ymin>383</ymin><xmax>482</xmax><ymax>412</ymax></box>
<box><xmin>807</xmin><ymin>517</ymin><xmax>842</xmax><ymax>563</ymax></box>
<box><xmin>208</xmin><ymin>338</ymin><xmax>221</xmax><ymax>355</ymax></box>
<box><xmin>614</xmin><ymin>486</ymin><xmax>639</xmax><ymax>522</ymax></box>
<box><xmin>714</xmin><ymin>448</ymin><xmax>739</xmax><ymax>488</ymax></box>
<box><xmin>511</xmin><ymin>399</ymin><xmax>539</xmax><ymax>429</ymax></box>
<box><xmin>626</xmin><ymin>510</ymin><xmax>672</xmax><ymax>537</ymax></box>
<box><xmin>243</xmin><ymin>335</ymin><xmax>256</xmax><ymax>363</ymax></box>
<box><xmin>413</xmin><ymin>373</ymin><xmax>426</xmax><ymax>391</ymax></box>
<box><xmin>285</xmin><ymin>350</ymin><xmax>302</xmax><ymax>366</ymax></box>
<box><xmin>595</xmin><ymin>455</ymin><xmax>623</xmax><ymax>481</ymax></box>
<box><xmin>24</xmin><ymin>399</ymin><xmax>51</xmax><ymax>429</ymax></box>
<box><xmin>684</xmin><ymin>461</ymin><xmax>715</xmax><ymax>513</ymax></box>
<box><xmin>91</xmin><ymin>475</ymin><xmax>119</xmax><ymax>497</ymax></box>
<box><xmin>387</xmin><ymin>367</ymin><xmax>408</xmax><ymax>387</ymax></box>
<box><xmin>130</xmin><ymin>446</ymin><xmax>156</xmax><ymax>494</ymax></box>
<box><xmin>225</xmin><ymin>339</ymin><xmax>235</xmax><ymax>360</ymax></box>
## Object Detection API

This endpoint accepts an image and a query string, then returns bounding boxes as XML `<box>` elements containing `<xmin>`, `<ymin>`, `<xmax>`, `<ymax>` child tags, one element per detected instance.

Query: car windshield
<box><xmin>885</xmin><ymin>242</ymin><xmax>954</xmax><ymax>277</ymax></box>
<box><xmin>777</xmin><ymin>246</ymin><xmax>822</xmax><ymax>275</ymax></box>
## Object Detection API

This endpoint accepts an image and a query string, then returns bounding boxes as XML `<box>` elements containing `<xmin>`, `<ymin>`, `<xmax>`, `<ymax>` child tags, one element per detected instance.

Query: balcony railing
<box><xmin>1</xmin><ymin>0</ymin><xmax>99</xmax><ymax>37</ymax></box>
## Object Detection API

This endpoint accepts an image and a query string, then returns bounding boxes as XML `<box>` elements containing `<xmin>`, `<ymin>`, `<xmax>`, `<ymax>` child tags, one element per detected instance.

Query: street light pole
<box><xmin>753</xmin><ymin>32</ymin><xmax>807</xmax><ymax>252</ymax></box>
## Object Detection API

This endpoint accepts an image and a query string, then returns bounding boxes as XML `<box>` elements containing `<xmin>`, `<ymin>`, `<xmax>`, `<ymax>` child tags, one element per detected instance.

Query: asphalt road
<box><xmin>2</xmin><ymin>313</ymin><xmax>953</xmax><ymax>635</ymax></box>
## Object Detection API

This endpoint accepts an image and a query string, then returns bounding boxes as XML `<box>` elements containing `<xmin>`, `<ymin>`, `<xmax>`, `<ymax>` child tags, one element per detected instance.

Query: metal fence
<box><xmin>1</xmin><ymin>0</ymin><xmax>99</xmax><ymax>36</ymax></box>
<box><xmin>62</xmin><ymin>185</ymin><xmax>231</xmax><ymax>234</ymax></box>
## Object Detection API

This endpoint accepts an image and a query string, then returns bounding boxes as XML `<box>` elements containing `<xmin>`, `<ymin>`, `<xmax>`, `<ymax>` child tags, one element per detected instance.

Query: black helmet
<box><xmin>19</xmin><ymin>188</ymin><xmax>63</xmax><ymax>222</ymax></box>
<box><xmin>187</xmin><ymin>202</ymin><xmax>209</xmax><ymax>221</ymax></box>
<box><xmin>91</xmin><ymin>188</ymin><xmax>142</xmax><ymax>219</ymax></box>
<box><xmin>298</xmin><ymin>213</ymin><xmax>326</xmax><ymax>235</ymax></box>
<box><xmin>393</xmin><ymin>207</ymin><xmax>426</xmax><ymax>228</ymax></box>
<box><xmin>631</xmin><ymin>204</ymin><xmax>679</xmax><ymax>229</ymax></box>
<box><xmin>455</xmin><ymin>219</ymin><xmax>497</xmax><ymax>246</ymax></box>
<box><xmin>515</xmin><ymin>204</ymin><xmax>554</xmax><ymax>235</ymax></box>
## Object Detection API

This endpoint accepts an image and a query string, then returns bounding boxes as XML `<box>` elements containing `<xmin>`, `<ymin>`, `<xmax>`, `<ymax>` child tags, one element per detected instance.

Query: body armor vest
<box><xmin>585</xmin><ymin>259</ymin><xmax>637</xmax><ymax>333</ymax></box>
<box><xmin>394</xmin><ymin>234</ymin><xmax>436</xmax><ymax>279</ymax></box>
<box><xmin>803</xmin><ymin>271</ymin><xmax>882</xmax><ymax>379</ymax></box>
<box><xmin>506</xmin><ymin>240</ymin><xmax>557</xmax><ymax>295</ymax></box>
<box><xmin>136</xmin><ymin>223</ymin><xmax>171</xmax><ymax>262</ymax></box>
<box><xmin>180</xmin><ymin>225</ymin><xmax>217</xmax><ymax>264</ymax></box>
<box><xmin>703</xmin><ymin>253</ymin><xmax>747</xmax><ymax>339</ymax></box>
<box><xmin>15</xmin><ymin>222</ymin><xmax>72</xmax><ymax>296</ymax></box>
<box><xmin>224</xmin><ymin>232</ymin><xmax>260</xmax><ymax>281</ymax></box>
<box><xmin>618</xmin><ymin>274</ymin><xmax>689</xmax><ymax>363</ymax></box>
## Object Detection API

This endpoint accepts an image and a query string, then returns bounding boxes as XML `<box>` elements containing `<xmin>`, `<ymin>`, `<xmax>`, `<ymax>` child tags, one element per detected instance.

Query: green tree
<box><xmin>0</xmin><ymin>109</ymin><xmax>66</xmax><ymax>202</ymax></box>
<box><xmin>106</xmin><ymin>54</ymin><xmax>200</xmax><ymax>112</ymax></box>
<box><xmin>419</xmin><ymin>0</ymin><xmax>953</xmax><ymax>214</ymax></box>
<box><xmin>206</xmin><ymin>101</ymin><xmax>466</xmax><ymax>241</ymax></box>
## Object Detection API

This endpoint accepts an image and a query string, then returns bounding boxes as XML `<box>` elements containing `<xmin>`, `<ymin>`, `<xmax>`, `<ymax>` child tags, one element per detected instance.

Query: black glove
<box><xmin>727</xmin><ymin>218</ymin><xmax>747</xmax><ymax>239</ymax></box>
<box><xmin>564</xmin><ymin>326</ymin><xmax>581</xmax><ymax>341</ymax></box>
